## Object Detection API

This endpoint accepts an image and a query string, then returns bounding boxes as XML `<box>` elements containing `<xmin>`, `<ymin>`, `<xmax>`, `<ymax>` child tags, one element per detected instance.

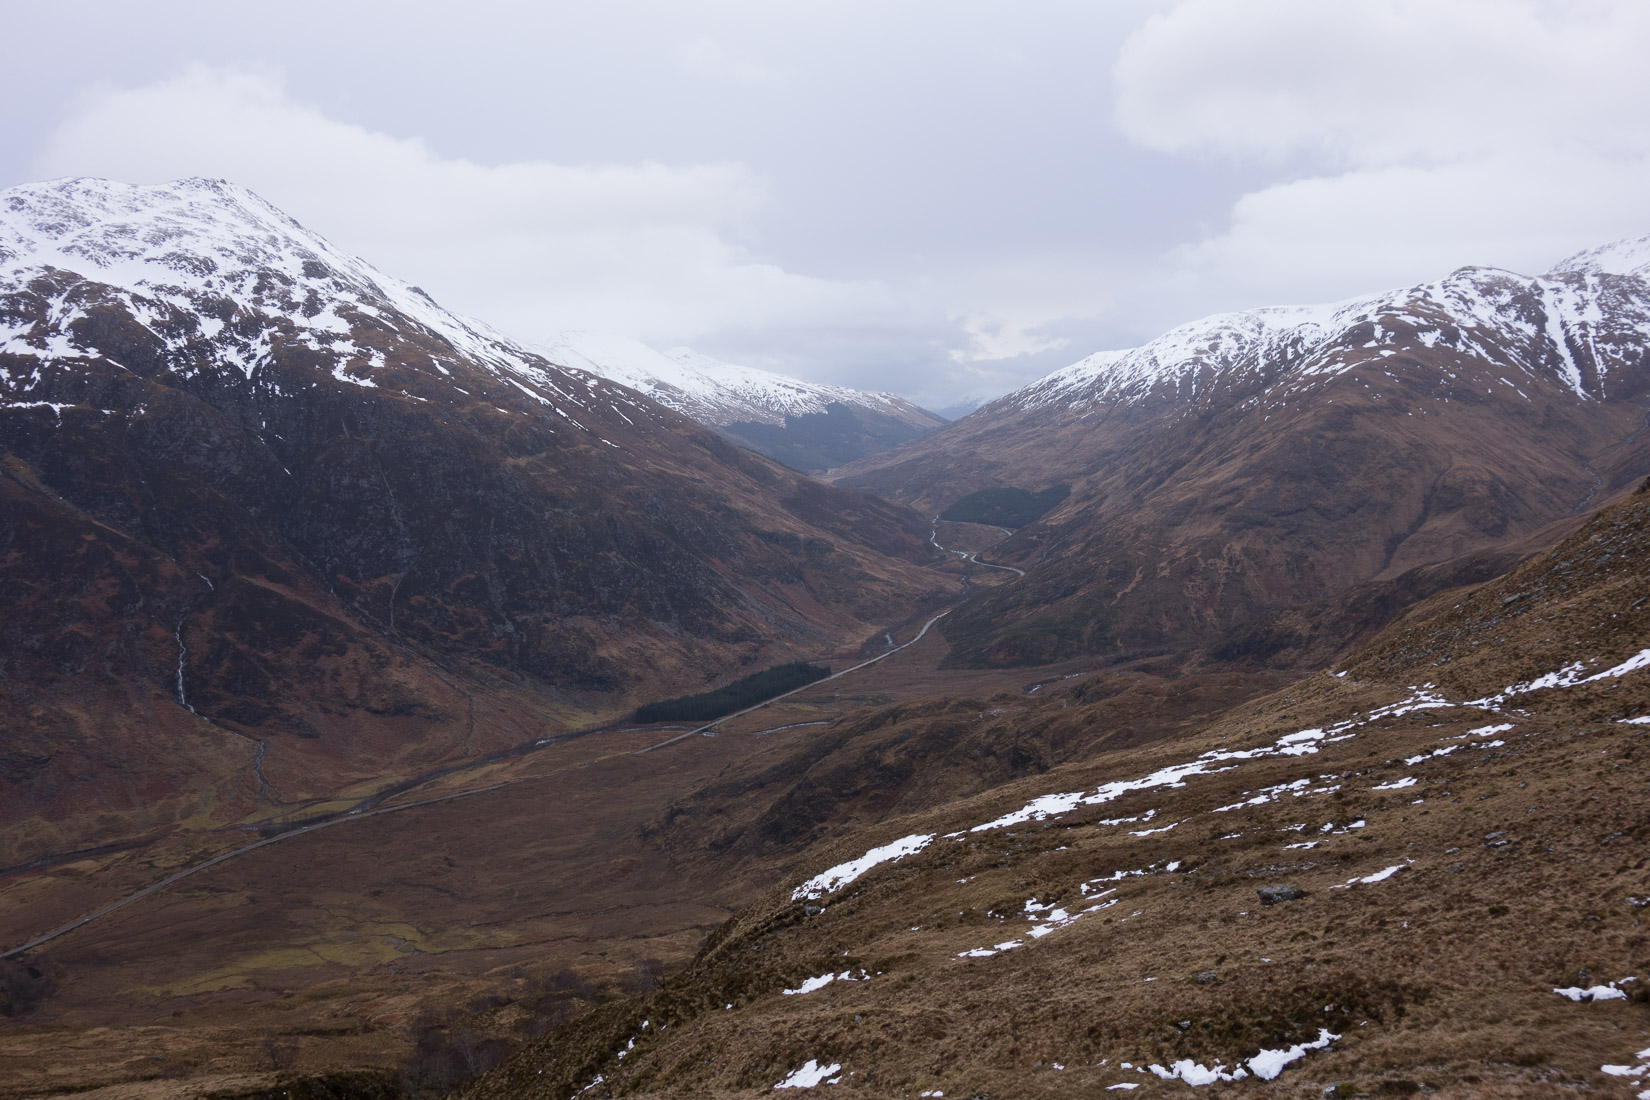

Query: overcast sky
<box><xmin>5</xmin><ymin>0</ymin><xmax>1647</xmax><ymax>409</ymax></box>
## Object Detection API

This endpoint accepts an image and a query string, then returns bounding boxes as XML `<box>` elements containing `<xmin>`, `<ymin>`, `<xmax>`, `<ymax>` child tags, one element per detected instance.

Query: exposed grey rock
<box><xmin>1258</xmin><ymin>885</ymin><xmax>1304</xmax><ymax>906</ymax></box>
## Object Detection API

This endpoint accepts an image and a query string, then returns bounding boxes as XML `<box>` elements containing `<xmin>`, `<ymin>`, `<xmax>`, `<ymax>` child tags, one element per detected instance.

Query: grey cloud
<box><xmin>3</xmin><ymin>0</ymin><xmax>1645</xmax><ymax>408</ymax></box>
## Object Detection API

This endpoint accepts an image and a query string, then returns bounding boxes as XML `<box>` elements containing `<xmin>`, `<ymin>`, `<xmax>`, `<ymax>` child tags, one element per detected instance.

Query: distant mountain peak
<box><xmin>1550</xmin><ymin>232</ymin><xmax>1650</xmax><ymax>280</ymax></box>
<box><xmin>535</xmin><ymin>331</ymin><xmax>944</xmax><ymax>472</ymax></box>
<box><xmin>535</xmin><ymin>331</ymin><xmax>930</xmax><ymax>428</ymax></box>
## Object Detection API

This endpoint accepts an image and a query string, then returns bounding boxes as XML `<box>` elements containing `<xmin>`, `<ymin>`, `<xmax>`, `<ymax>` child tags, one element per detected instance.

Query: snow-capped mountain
<box><xmin>932</xmin><ymin>394</ymin><xmax>991</xmax><ymax>421</ymax></box>
<box><xmin>537</xmin><ymin>331</ymin><xmax>933</xmax><ymax>429</ymax></box>
<box><xmin>0</xmin><ymin>174</ymin><xmax>931</xmax><ymax>475</ymax></box>
<box><xmin>1003</xmin><ymin>240</ymin><xmax>1650</xmax><ymax>416</ymax></box>
<box><xmin>837</xmin><ymin>235</ymin><xmax>1650</xmax><ymax>671</ymax></box>
<box><xmin>536</xmin><ymin>331</ymin><xmax>944</xmax><ymax>473</ymax></box>
<box><xmin>0</xmin><ymin>176</ymin><xmax>657</xmax><ymax>428</ymax></box>
<box><xmin>0</xmin><ymin>177</ymin><xmax>948</xmax><ymax>850</ymax></box>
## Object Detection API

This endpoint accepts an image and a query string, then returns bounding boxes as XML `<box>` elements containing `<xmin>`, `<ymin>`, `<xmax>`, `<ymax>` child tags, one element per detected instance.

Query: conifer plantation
<box><xmin>633</xmin><ymin>662</ymin><xmax>832</xmax><ymax>723</ymax></box>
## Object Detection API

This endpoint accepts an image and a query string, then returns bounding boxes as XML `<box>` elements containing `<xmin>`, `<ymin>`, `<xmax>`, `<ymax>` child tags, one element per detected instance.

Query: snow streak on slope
<box><xmin>795</xmin><ymin>637</ymin><xmax>1650</xmax><ymax>909</ymax></box>
<box><xmin>0</xmin><ymin>177</ymin><xmax>649</xmax><ymax>423</ymax></box>
<box><xmin>536</xmin><ymin>331</ymin><xmax>932</xmax><ymax>428</ymax></box>
<box><xmin>1003</xmin><ymin>239</ymin><xmax>1650</xmax><ymax>414</ymax></box>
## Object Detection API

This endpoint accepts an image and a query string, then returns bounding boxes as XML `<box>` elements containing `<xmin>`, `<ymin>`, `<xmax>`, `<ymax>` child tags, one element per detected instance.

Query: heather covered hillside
<box><xmin>8</xmin><ymin>5</ymin><xmax>1650</xmax><ymax>1098</ymax></box>
<box><xmin>468</xmin><ymin>479</ymin><xmax>1650</xmax><ymax>1100</ymax></box>
<box><xmin>0</xmin><ymin>178</ymin><xmax>954</xmax><ymax>858</ymax></box>
<box><xmin>838</xmin><ymin>244</ymin><xmax>1650</xmax><ymax>670</ymax></box>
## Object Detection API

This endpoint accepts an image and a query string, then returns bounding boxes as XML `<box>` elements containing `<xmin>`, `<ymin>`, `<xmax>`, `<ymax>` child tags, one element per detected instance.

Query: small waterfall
<box><xmin>174</xmin><ymin>618</ymin><xmax>195</xmax><ymax>713</ymax></box>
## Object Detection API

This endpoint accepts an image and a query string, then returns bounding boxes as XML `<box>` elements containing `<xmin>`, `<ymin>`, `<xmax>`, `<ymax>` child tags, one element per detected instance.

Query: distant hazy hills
<box><xmin>837</xmin><ymin>237</ymin><xmax>1650</xmax><ymax>669</ymax></box>
<box><xmin>536</xmin><ymin>331</ymin><xmax>945</xmax><ymax>473</ymax></box>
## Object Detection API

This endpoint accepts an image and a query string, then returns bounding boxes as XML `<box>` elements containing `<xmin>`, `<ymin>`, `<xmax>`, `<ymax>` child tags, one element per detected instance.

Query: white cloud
<box><xmin>674</xmin><ymin>35</ymin><xmax>785</xmax><ymax>84</ymax></box>
<box><xmin>1116</xmin><ymin>0</ymin><xmax>1650</xmax><ymax>166</ymax></box>
<box><xmin>1115</xmin><ymin>0</ymin><xmax>1650</xmax><ymax>314</ymax></box>
<box><xmin>1169</xmin><ymin>154</ymin><xmax>1650</xmax><ymax>306</ymax></box>
<box><xmin>949</xmin><ymin>312</ymin><xmax>1071</xmax><ymax>364</ymax></box>
<box><xmin>31</xmin><ymin>65</ymin><xmax>892</xmax><ymax>349</ymax></box>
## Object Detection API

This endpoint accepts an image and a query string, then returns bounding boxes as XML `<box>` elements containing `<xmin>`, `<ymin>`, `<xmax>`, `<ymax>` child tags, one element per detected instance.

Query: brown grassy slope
<box><xmin>0</xmin><ymin>275</ymin><xmax>954</xmax><ymax>863</ymax></box>
<box><xmin>834</xmin><ymin>274</ymin><xmax>1650</xmax><ymax>672</ymax></box>
<box><xmin>642</xmin><ymin>666</ymin><xmax>1291</xmax><ymax>871</ymax></box>
<box><xmin>0</xmin><ymin>727</ymin><xmax>784</xmax><ymax>1100</ymax></box>
<box><xmin>466</xmin><ymin>483</ymin><xmax>1650</xmax><ymax>1099</ymax></box>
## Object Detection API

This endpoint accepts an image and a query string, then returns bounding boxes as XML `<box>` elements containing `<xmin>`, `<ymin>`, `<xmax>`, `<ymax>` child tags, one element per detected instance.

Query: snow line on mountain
<box><xmin>997</xmin><ymin>238</ymin><xmax>1650</xmax><ymax>415</ymax></box>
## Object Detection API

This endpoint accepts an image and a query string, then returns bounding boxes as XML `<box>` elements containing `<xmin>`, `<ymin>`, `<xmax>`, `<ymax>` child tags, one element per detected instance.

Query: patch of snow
<box><xmin>1247</xmin><ymin>1029</ymin><xmax>1341</xmax><ymax>1080</ymax></box>
<box><xmin>775</xmin><ymin>1060</ymin><xmax>843</xmax><ymax>1089</ymax></box>
<box><xmin>782</xmin><ymin>971</ymin><xmax>868</xmax><ymax>996</ymax></box>
<box><xmin>1598</xmin><ymin>1043</ymin><xmax>1650</xmax><ymax>1079</ymax></box>
<box><xmin>967</xmin><ymin>723</ymin><xmax>1343</xmax><ymax>835</ymax></box>
<box><xmin>1214</xmin><ymin>795</ymin><xmax>1268</xmax><ymax>813</ymax></box>
<box><xmin>1096</xmin><ymin>809</ymin><xmax>1158</xmax><ymax>827</ymax></box>
<box><xmin>792</xmin><ymin>834</ymin><xmax>932</xmax><ymax>901</ymax></box>
<box><xmin>783</xmin><ymin>974</ymin><xmax>836</xmax><ymax>996</ymax></box>
<box><xmin>1333</xmin><ymin>864</ymin><xmax>1409</xmax><ymax>889</ymax></box>
<box><xmin>1470</xmin><ymin>648</ymin><xmax>1650</xmax><ymax>708</ymax></box>
<box><xmin>1149</xmin><ymin>1059</ymin><xmax>1245</xmax><ymax>1085</ymax></box>
<box><xmin>1591</xmin><ymin>648</ymin><xmax>1650</xmax><ymax>680</ymax></box>
<box><xmin>1147</xmin><ymin>1029</ymin><xmax>1339</xmax><ymax>1086</ymax></box>
<box><xmin>1556</xmin><ymin>983</ymin><xmax>1630</xmax><ymax>1002</ymax></box>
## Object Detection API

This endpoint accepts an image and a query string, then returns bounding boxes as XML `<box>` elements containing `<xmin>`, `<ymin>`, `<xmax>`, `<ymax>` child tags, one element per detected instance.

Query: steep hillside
<box><xmin>467</xmin><ymin>480</ymin><xmax>1650</xmax><ymax>1100</ymax></box>
<box><xmin>0</xmin><ymin>177</ymin><xmax>954</xmax><ymax>859</ymax></box>
<box><xmin>536</xmin><ymin>333</ymin><xmax>944</xmax><ymax>473</ymax></box>
<box><xmin>835</xmin><ymin>239</ymin><xmax>1650</xmax><ymax>670</ymax></box>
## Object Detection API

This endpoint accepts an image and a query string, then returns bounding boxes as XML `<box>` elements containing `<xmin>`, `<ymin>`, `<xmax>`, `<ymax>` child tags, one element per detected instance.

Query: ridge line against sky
<box><xmin>4</xmin><ymin>0</ymin><xmax>1647</xmax><ymax>409</ymax></box>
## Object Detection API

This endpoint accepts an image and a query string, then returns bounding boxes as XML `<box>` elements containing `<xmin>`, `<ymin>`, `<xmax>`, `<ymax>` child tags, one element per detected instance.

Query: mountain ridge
<box><xmin>0</xmin><ymin>176</ymin><xmax>955</xmax><ymax>860</ymax></box>
<box><xmin>990</xmin><ymin>240</ymin><xmax>1650</xmax><ymax>425</ymax></box>
<box><xmin>535</xmin><ymin>332</ymin><xmax>944</xmax><ymax>473</ymax></box>
<box><xmin>835</xmin><ymin>236</ymin><xmax>1650</xmax><ymax>670</ymax></box>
